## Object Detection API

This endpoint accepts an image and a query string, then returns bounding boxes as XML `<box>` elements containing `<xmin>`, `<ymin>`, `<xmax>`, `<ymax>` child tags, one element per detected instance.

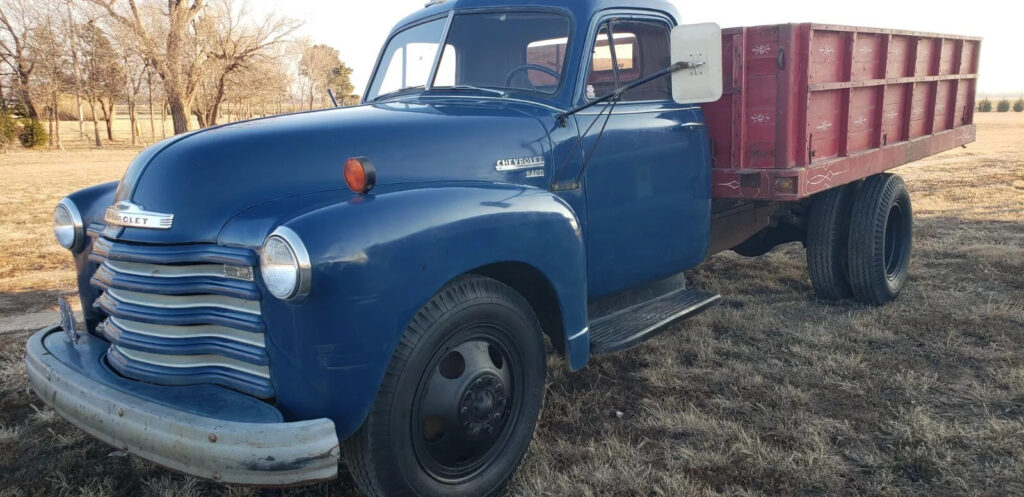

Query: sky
<box><xmin>255</xmin><ymin>0</ymin><xmax>1023</xmax><ymax>96</ymax></box>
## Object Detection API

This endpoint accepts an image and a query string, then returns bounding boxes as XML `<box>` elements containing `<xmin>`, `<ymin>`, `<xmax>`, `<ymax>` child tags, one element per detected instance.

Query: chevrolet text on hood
<box><xmin>30</xmin><ymin>0</ymin><xmax>980</xmax><ymax>495</ymax></box>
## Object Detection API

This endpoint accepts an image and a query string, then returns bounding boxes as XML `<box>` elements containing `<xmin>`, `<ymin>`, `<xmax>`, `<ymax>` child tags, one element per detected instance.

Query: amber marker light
<box><xmin>774</xmin><ymin>177</ymin><xmax>796</xmax><ymax>194</ymax></box>
<box><xmin>345</xmin><ymin>157</ymin><xmax>377</xmax><ymax>194</ymax></box>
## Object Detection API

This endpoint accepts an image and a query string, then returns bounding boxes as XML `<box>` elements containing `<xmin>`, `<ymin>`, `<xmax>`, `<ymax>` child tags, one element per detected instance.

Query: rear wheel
<box><xmin>847</xmin><ymin>173</ymin><xmax>913</xmax><ymax>305</ymax></box>
<box><xmin>806</xmin><ymin>182</ymin><xmax>859</xmax><ymax>300</ymax></box>
<box><xmin>342</xmin><ymin>275</ymin><xmax>547</xmax><ymax>497</ymax></box>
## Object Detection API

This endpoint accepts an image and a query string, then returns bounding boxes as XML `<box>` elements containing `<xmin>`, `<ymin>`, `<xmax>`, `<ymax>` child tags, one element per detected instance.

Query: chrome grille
<box><xmin>89</xmin><ymin>237</ymin><xmax>273</xmax><ymax>398</ymax></box>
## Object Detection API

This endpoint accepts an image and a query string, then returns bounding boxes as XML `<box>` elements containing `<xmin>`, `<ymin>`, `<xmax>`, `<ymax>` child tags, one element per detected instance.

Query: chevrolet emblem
<box><xmin>104</xmin><ymin>201</ymin><xmax>174</xmax><ymax>230</ymax></box>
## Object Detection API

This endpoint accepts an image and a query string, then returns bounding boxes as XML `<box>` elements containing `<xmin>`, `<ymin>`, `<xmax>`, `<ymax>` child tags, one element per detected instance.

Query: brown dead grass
<box><xmin>0</xmin><ymin>114</ymin><xmax>1022</xmax><ymax>496</ymax></box>
<box><xmin>0</xmin><ymin>148</ymin><xmax>132</xmax><ymax>317</ymax></box>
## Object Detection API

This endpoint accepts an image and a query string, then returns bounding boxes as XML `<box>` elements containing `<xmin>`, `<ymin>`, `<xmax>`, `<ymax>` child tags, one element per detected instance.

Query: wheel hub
<box><xmin>459</xmin><ymin>374</ymin><xmax>508</xmax><ymax>439</ymax></box>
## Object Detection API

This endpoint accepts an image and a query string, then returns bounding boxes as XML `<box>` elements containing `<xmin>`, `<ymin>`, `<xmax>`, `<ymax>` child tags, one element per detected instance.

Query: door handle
<box><xmin>680</xmin><ymin>122</ymin><xmax>706</xmax><ymax>130</ymax></box>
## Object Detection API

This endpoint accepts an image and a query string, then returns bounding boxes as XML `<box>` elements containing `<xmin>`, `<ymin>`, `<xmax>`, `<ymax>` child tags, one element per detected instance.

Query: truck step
<box><xmin>588</xmin><ymin>288</ymin><xmax>721</xmax><ymax>355</ymax></box>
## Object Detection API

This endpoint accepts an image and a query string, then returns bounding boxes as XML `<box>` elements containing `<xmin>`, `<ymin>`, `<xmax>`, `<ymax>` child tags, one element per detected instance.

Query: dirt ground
<box><xmin>0</xmin><ymin>113</ymin><xmax>1021</xmax><ymax>496</ymax></box>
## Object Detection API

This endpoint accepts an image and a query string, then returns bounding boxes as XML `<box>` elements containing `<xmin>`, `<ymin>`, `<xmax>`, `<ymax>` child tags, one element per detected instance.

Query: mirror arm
<box><xmin>556</xmin><ymin>61</ymin><xmax>701</xmax><ymax>127</ymax></box>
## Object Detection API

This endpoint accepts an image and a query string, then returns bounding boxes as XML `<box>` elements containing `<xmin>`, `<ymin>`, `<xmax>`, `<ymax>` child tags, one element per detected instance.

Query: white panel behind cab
<box><xmin>671</xmin><ymin>23</ymin><xmax>724</xmax><ymax>105</ymax></box>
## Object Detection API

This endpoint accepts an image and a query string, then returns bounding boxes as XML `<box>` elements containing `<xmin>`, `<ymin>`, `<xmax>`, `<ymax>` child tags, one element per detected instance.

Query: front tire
<box><xmin>343</xmin><ymin>275</ymin><xmax>547</xmax><ymax>497</ymax></box>
<box><xmin>847</xmin><ymin>173</ymin><xmax>913</xmax><ymax>305</ymax></box>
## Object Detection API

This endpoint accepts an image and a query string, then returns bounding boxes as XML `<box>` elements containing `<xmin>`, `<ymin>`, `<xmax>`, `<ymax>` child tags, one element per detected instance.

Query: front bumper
<box><xmin>25</xmin><ymin>326</ymin><xmax>340</xmax><ymax>486</ymax></box>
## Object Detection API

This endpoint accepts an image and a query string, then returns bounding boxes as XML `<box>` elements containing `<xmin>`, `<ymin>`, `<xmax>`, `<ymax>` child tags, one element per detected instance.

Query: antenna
<box><xmin>327</xmin><ymin>89</ymin><xmax>339</xmax><ymax>108</ymax></box>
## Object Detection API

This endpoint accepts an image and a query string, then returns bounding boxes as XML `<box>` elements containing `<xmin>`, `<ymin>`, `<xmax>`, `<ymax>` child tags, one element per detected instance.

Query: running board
<box><xmin>588</xmin><ymin>288</ymin><xmax>721</xmax><ymax>355</ymax></box>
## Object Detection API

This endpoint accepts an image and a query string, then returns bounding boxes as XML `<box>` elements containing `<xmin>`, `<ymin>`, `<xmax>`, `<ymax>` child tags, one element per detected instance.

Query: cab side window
<box><xmin>586</xmin><ymin>19</ymin><xmax>672</xmax><ymax>102</ymax></box>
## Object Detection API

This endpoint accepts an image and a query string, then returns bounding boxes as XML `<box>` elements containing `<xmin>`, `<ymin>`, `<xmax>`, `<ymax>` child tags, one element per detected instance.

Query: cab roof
<box><xmin>393</xmin><ymin>0</ymin><xmax>680</xmax><ymax>34</ymax></box>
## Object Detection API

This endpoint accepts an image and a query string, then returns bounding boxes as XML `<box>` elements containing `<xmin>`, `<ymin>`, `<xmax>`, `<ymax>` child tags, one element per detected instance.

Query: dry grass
<box><xmin>0</xmin><ymin>114</ymin><xmax>1021</xmax><ymax>496</ymax></box>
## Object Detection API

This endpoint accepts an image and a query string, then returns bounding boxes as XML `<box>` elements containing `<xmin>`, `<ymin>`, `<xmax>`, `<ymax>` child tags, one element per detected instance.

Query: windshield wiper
<box><xmin>556</xmin><ymin>61</ymin><xmax>700</xmax><ymax>127</ymax></box>
<box><xmin>433</xmin><ymin>85</ymin><xmax>508</xmax><ymax>98</ymax></box>
<box><xmin>372</xmin><ymin>85</ymin><xmax>426</xmax><ymax>103</ymax></box>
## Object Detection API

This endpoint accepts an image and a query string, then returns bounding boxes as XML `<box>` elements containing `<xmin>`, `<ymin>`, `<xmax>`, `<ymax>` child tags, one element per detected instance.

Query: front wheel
<box><xmin>343</xmin><ymin>275</ymin><xmax>547</xmax><ymax>497</ymax></box>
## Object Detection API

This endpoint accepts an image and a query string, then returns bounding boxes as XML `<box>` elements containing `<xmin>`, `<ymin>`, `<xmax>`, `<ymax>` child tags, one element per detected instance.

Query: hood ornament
<box><xmin>104</xmin><ymin>201</ymin><xmax>174</xmax><ymax>230</ymax></box>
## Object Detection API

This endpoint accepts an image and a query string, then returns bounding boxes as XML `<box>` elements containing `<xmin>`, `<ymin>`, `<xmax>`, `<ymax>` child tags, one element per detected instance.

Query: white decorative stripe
<box><xmin>567</xmin><ymin>327</ymin><xmax>590</xmax><ymax>341</ymax></box>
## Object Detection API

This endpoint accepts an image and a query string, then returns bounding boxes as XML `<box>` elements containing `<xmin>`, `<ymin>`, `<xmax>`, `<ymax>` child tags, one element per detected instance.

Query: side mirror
<box><xmin>670</xmin><ymin>23</ymin><xmax>723</xmax><ymax>105</ymax></box>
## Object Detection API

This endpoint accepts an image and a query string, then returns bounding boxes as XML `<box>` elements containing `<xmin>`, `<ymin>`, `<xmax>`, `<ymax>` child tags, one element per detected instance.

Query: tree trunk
<box><xmin>17</xmin><ymin>69</ymin><xmax>37</xmax><ymax>119</ymax></box>
<box><xmin>128</xmin><ymin>98</ymin><xmax>138</xmax><ymax>146</ymax></box>
<box><xmin>66</xmin><ymin>0</ymin><xmax>87</xmax><ymax>140</ymax></box>
<box><xmin>193</xmin><ymin>109</ymin><xmax>207</xmax><ymax>129</ymax></box>
<box><xmin>167</xmin><ymin>95</ymin><xmax>190</xmax><ymax>134</ymax></box>
<box><xmin>87</xmin><ymin>97</ymin><xmax>102</xmax><ymax>147</ymax></box>
<box><xmin>207</xmin><ymin>74</ymin><xmax>230</xmax><ymax>127</ymax></box>
<box><xmin>161</xmin><ymin>103</ymin><xmax>167</xmax><ymax>138</ymax></box>
<box><xmin>100</xmin><ymin>99</ymin><xmax>115</xmax><ymax>142</ymax></box>
<box><xmin>163</xmin><ymin>18</ymin><xmax>194</xmax><ymax>135</ymax></box>
<box><xmin>147</xmin><ymin>71</ymin><xmax>156</xmax><ymax>141</ymax></box>
<box><xmin>53</xmin><ymin>94</ymin><xmax>63</xmax><ymax>151</ymax></box>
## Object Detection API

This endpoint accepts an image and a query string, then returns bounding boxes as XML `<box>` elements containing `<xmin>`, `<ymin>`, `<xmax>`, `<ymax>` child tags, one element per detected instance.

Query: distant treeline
<box><xmin>977</xmin><ymin>98</ymin><xmax>1024</xmax><ymax>113</ymax></box>
<box><xmin>0</xmin><ymin>0</ymin><xmax>359</xmax><ymax>149</ymax></box>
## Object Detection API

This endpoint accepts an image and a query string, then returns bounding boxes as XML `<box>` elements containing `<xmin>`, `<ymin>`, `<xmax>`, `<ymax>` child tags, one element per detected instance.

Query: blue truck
<box><xmin>29</xmin><ymin>0</ymin><xmax>980</xmax><ymax>495</ymax></box>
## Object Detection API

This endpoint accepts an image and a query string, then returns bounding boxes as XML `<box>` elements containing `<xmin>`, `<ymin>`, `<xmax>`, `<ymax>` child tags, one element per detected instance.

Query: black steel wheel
<box><xmin>342</xmin><ymin>275</ymin><xmax>546</xmax><ymax>497</ymax></box>
<box><xmin>412</xmin><ymin>328</ymin><xmax>520</xmax><ymax>482</ymax></box>
<box><xmin>848</xmin><ymin>173</ymin><xmax>913</xmax><ymax>305</ymax></box>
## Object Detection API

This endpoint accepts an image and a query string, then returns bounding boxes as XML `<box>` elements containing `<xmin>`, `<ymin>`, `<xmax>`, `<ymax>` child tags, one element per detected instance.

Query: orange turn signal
<box><xmin>773</xmin><ymin>177</ymin><xmax>796</xmax><ymax>194</ymax></box>
<box><xmin>345</xmin><ymin>157</ymin><xmax>376</xmax><ymax>194</ymax></box>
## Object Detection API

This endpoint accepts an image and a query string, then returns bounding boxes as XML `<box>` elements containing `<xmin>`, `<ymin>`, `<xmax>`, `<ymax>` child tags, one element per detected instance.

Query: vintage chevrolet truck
<box><xmin>28</xmin><ymin>0</ymin><xmax>980</xmax><ymax>495</ymax></box>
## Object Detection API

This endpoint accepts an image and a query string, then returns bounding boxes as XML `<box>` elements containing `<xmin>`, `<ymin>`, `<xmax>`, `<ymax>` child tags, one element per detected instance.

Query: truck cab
<box><xmin>29</xmin><ymin>0</ymin><xmax>977</xmax><ymax>495</ymax></box>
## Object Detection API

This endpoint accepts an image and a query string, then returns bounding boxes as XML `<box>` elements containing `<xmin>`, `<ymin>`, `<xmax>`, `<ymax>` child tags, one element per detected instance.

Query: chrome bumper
<box><xmin>25</xmin><ymin>326</ymin><xmax>340</xmax><ymax>486</ymax></box>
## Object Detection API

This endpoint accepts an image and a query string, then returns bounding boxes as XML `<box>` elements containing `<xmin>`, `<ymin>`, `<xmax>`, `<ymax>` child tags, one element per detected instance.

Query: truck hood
<box><xmin>111</xmin><ymin>98</ymin><xmax>554</xmax><ymax>245</ymax></box>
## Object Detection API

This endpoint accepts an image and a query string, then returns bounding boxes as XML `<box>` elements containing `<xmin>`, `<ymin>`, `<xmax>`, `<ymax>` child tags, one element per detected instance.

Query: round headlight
<box><xmin>260</xmin><ymin>227</ymin><xmax>311</xmax><ymax>300</ymax></box>
<box><xmin>53</xmin><ymin>199</ymin><xmax>83</xmax><ymax>251</ymax></box>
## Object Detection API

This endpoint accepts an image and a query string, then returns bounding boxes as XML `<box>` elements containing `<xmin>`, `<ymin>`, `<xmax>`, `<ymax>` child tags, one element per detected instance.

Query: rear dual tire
<box><xmin>806</xmin><ymin>173</ymin><xmax>913</xmax><ymax>305</ymax></box>
<box><xmin>847</xmin><ymin>174</ymin><xmax>913</xmax><ymax>305</ymax></box>
<box><xmin>806</xmin><ymin>181</ymin><xmax>859</xmax><ymax>300</ymax></box>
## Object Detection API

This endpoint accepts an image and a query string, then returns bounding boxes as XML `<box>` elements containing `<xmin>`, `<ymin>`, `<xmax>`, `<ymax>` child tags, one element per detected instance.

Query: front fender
<box><xmin>261</xmin><ymin>183</ymin><xmax>589</xmax><ymax>438</ymax></box>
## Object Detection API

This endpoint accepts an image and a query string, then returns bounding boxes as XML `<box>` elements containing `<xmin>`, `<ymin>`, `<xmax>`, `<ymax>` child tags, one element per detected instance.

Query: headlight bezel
<box><xmin>53</xmin><ymin>198</ymin><xmax>85</xmax><ymax>252</ymax></box>
<box><xmin>260</xmin><ymin>226</ymin><xmax>312</xmax><ymax>301</ymax></box>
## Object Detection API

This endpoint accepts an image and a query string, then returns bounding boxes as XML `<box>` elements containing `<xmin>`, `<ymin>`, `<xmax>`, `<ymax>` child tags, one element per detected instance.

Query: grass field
<box><xmin>0</xmin><ymin>113</ymin><xmax>1021</xmax><ymax>496</ymax></box>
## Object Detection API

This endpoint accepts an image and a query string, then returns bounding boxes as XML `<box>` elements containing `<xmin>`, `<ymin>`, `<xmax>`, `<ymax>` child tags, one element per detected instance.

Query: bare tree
<box><xmin>30</xmin><ymin>12</ymin><xmax>70</xmax><ymax>149</ymax></box>
<box><xmin>65</xmin><ymin>0</ymin><xmax>88</xmax><ymax>139</ymax></box>
<box><xmin>192</xmin><ymin>0</ymin><xmax>298</xmax><ymax>127</ymax></box>
<box><xmin>87</xmin><ymin>0</ymin><xmax>207</xmax><ymax>134</ymax></box>
<box><xmin>121</xmin><ymin>43</ymin><xmax>148</xmax><ymax>145</ymax></box>
<box><xmin>0</xmin><ymin>0</ymin><xmax>39</xmax><ymax>118</ymax></box>
<box><xmin>79</xmin><ymin>21</ymin><xmax>123</xmax><ymax>146</ymax></box>
<box><xmin>299</xmin><ymin>44</ymin><xmax>351</xmax><ymax>110</ymax></box>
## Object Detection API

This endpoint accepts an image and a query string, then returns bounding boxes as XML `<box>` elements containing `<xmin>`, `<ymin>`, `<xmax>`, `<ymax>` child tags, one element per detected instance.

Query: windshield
<box><xmin>367</xmin><ymin>12</ymin><xmax>572</xmax><ymax>101</ymax></box>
